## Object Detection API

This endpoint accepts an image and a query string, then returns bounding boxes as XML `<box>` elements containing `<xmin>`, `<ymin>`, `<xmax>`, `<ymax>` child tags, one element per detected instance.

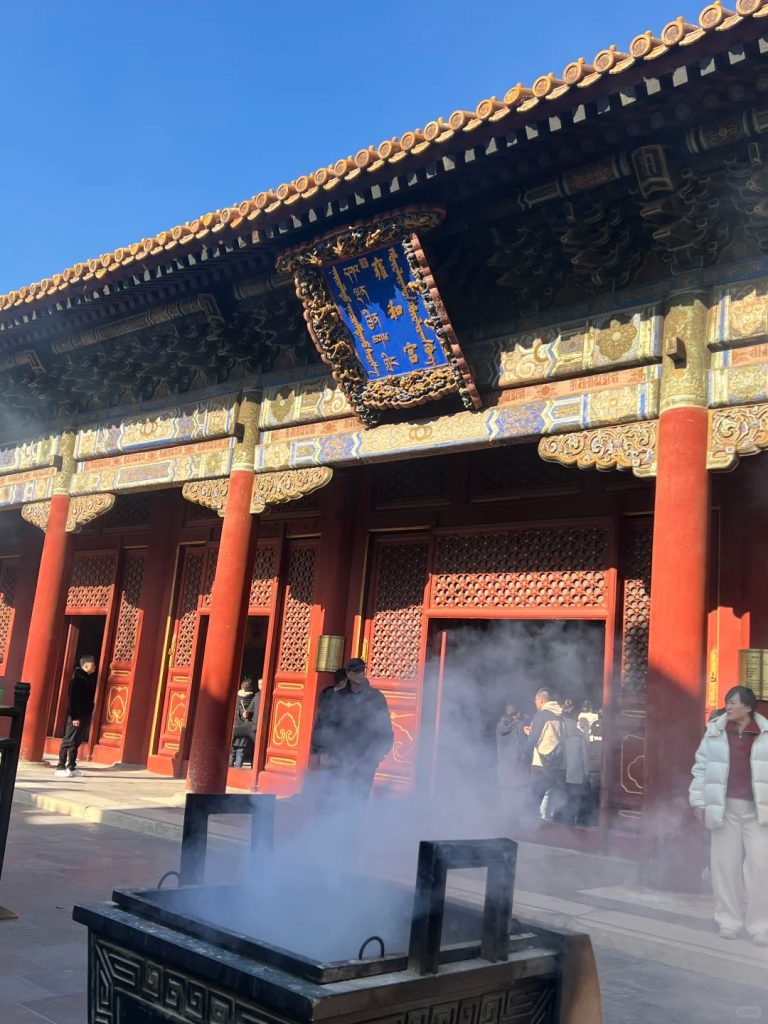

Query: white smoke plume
<box><xmin>185</xmin><ymin>620</ymin><xmax>608</xmax><ymax>962</ymax></box>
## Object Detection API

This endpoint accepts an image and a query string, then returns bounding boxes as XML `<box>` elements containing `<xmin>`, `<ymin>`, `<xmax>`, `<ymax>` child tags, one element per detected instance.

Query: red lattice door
<box><xmin>361</xmin><ymin>535</ymin><xmax>431</xmax><ymax>790</ymax></box>
<box><xmin>154</xmin><ymin>546</ymin><xmax>210</xmax><ymax>767</ymax></box>
<box><xmin>0</xmin><ymin>557</ymin><xmax>20</xmax><ymax>686</ymax></box>
<box><xmin>262</xmin><ymin>540</ymin><xmax>319</xmax><ymax>782</ymax></box>
<box><xmin>48</xmin><ymin>550</ymin><xmax>119</xmax><ymax>742</ymax></box>
<box><xmin>608</xmin><ymin>519</ymin><xmax>652</xmax><ymax>824</ymax></box>
<box><xmin>95</xmin><ymin>550</ymin><xmax>147</xmax><ymax>752</ymax></box>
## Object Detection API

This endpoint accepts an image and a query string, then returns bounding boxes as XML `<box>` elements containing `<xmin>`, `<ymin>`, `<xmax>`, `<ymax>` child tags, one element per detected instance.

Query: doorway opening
<box><xmin>49</xmin><ymin>615</ymin><xmax>107</xmax><ymax>739</ymax></box>
<box><xmin>420</xmin><ymin>618</ymin><xmax>606</xmax><ymax>823</ymax></box>
<box><xmin>228</xmin><ymin>615</ymin><xmax>269</xmax><ymax>773</ymax></box>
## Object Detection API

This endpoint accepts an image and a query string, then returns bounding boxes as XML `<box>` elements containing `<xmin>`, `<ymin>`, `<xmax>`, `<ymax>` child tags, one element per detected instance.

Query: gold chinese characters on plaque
<box><xmin>315</xmin><ymin>635</ymin><xmax>345</xmax><ymax>673</ymax></box>
<box><xmin>738</xmin><ymin>649</ymin><xmax>768</xmax><ymax>700</ymax></box>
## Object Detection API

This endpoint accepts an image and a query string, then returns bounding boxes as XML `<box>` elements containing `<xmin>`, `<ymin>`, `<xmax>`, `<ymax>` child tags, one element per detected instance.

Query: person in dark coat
<box><xmin>310</xmin><ymin>667</ymin><xmax>349</xmax><ymax>767</ymax></box>
<box><xmin>496</xmin><ymin>704</ymin><xmax>529</xmax><ymax>814</ymax></box>
<box><xmin>310</xmin><ymin>658</ymin><xmax>393</xmax><ymax>800</ymax></box>
<box><xmin>229</xmin><ymin>676</ymin><xmax>260</xmax><ymax>768</ymax></box>
<box><xmin>54</xmin><ymin>654</ymin><xmax>97</xmax><ymax>777</ymax></box>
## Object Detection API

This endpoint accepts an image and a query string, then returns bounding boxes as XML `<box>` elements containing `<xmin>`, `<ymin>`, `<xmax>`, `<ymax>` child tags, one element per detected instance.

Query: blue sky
<box><xmin>1</xmin><ymin>0</ymin><xmax>704</xmax><ymax>294</ymax></box>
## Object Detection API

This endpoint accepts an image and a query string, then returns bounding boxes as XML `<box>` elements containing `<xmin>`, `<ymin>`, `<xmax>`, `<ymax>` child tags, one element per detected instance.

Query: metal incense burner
<box><xmin>74</xmin><ymin>796</ymin><xmax>601</xmax><ymax>1024</ymax></box>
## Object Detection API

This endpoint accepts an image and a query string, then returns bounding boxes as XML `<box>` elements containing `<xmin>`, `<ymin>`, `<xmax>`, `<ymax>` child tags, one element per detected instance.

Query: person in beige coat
<box><xmin>689</xmin><ymin>685</ymin><xmax>768</xmax><ymax>944</ymax></box>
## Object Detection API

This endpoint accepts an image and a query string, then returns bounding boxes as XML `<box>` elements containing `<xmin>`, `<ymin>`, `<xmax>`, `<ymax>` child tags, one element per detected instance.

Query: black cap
<box><xmin>346</xmin><ymin>658</ymin><xmax>366</xmax><ymax>672</ymax></box>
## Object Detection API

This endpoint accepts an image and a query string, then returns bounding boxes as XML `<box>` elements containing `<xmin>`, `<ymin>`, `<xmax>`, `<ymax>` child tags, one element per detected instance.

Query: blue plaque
<box><xmin>324</xmin><ymin>243</ymin><xmax>448</xmax><ymax>381</ymax></box>
<box><xmin>276</xmin><ymin>207</ymin><xmax>481</xmax><ymax>426</ymax></box>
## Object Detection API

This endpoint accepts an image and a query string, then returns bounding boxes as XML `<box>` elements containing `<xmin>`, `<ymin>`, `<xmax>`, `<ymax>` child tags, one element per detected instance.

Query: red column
<box><xmin>20</xmin><ymin>494</ymin><xmax>72</xmax><ymax>762</ymax></box>
<box><xmin>643</xmin><ymin>406</ymin><xmax>710</xmax><ymax>886</ymax></box>
<box><xmin>187</xmin><ymin>470</ymin><xmax>256</xmax><ymax>793</ymax></box>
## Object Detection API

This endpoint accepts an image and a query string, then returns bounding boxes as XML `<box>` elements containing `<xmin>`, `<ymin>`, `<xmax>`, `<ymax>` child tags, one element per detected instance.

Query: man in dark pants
<box><xmin>310</xmin><ymin>658</ymin><xmax>393</xmax><ymax>801</ymax></box>
<box><xmin>54</xmin><ymin>655</ymin><xmax>97</xmax><ymax>778</ymax></box>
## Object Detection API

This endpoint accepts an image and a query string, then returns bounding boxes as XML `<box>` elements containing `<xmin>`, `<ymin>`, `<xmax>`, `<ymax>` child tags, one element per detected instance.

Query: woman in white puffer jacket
<box><xmin>689</xmin><ymin>685</ymin><xmax>768</xmax><ymax>944</ymax></box>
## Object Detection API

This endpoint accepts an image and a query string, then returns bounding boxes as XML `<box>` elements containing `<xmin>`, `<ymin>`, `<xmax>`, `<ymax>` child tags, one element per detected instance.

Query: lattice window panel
<box><xmin>249</xmin><ymin>544</ymin><xmax>277</xmax><ymax>610</ymax></box>
<box><xmin>173</xmin><ymin>550</ymin><xmax>206</xmax><ymax>668</ymax></box>
<box><xmin>200</xmin><ymin>547</ymin><xmax>219</xmax><ymax>610</ymax></box>
<box><xmin>620</xmin><ymin>524</ymin><xmax>652</xmax><ymax>696</ymax></box>
<box><xmin>184</xmin><ymin>500</ymin><xmax>220</xmax><ymax>524</ymax></box>
<box><xmin>0</xmin><ymin>559</ymin><xmax>19</xmax><ymax>666</ymax></box>
<box><xmin>66</xmin><ymin>553</ymin><xmax>117</xmax><ymax>610</ymax></box>
<box><xmin>277</xmin><ymin>545</ymin><xmax>318</xmax><ymax>674</ymax></box>
<box><xmin>102</xmin><ymin>494</ymin><xmax>151</xmax><ymax>530</ymax></box>
<box><xmin>374</xmin><ymin>458</ymin><xmax>448</xmax><ymax>508</ymax></box>
<box><xmin>430</xmin><ymin>528</ymin><xmax>608</xmax><ymax>609</ymax></box>
<box><xmin>267</xmin><ymin>490</ymin><xmax>323</xmax><ymax>515</ymax></box>
<box><xmin>112</xmin><ymin>553</ymin><xmax>146</xmax><ymax>663</ymax></box>
<box><xmin>469</xmin><ymin>443</ymin><xmax>577</xmax><ymax>499</ymax></box>
<box><xmin>368</xmin><ymin>541</ymin><xmax>430</xmax><ymax>681</ymax></box>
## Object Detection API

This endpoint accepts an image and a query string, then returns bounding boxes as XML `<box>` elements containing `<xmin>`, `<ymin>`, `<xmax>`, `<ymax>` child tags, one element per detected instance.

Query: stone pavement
<box><xmin>6</xmin><ymin>760</ymin><xmax>768</xmax><ymax>1018</ymax></box>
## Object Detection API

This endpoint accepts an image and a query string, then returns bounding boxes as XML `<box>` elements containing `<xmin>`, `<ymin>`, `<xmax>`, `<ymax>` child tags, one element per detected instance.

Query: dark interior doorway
<box><xmin>49</xmin><ymin>615</ymin><xmax>107</xmax><ymax>738</ymax></box>
<box><xmin>420</xmin><ymin>618</ymin><xmax>606</xmax><ymax>806</ymax></box>
<box><xmin>228</xmin><ymin>615</ymin><xmax>269</xmax><ymax>772</ymax></box>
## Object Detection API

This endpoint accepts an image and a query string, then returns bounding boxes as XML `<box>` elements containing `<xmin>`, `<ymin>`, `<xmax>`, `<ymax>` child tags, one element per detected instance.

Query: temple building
<box><xmin>2</xmin><ymin>0</ymin><xmax>768</xmax><ymax>861</ymax></box>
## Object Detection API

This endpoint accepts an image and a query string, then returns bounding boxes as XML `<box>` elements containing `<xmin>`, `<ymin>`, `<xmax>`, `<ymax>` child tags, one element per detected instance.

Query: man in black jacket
<box><xmin>54</xmin><ymin>655</ymin><xmax>98</xmax><ymax>777</ymax></box>
<box><xmin>310</xmin><ymin>658</ymin><xmax>394</xmax><ymax>800</ymax></box>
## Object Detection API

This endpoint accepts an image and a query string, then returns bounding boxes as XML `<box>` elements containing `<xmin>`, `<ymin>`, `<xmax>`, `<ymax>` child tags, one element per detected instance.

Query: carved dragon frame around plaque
<box><xmin>276</xmin><ymin>207</ymin><xmax>482</xmax><ymax>426</ymax></box>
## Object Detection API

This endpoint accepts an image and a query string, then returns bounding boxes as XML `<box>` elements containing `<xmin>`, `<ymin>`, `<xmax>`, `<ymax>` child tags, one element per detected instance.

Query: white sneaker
<box><xmin>54</xmin><ymin>768</ymin><xmax>70</xmax><ymax>778</ymax></box>
<box><xmin>67</xmin><ymin>769</ymin><xmax>84</xmax><ymax>777</ymax></box>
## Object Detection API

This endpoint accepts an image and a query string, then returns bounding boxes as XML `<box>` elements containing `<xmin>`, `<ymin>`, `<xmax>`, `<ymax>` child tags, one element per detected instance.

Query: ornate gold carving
<box><xmin>21</xmin><ymin>500</ymin><xmax>51</xmax><ymax>531</ymax></box>
<box><xmin>251</xmin><ymin>467</ymin><xmax>333</xmax><ymax>513</ymax></box>
<box><xmin>181</xmin><ymin>479</ymin><xmax>229</xmax><ymax>517</ymax></box>
<box><xmin>660</xmin><ymin>293</ymin><xmax>709</xmax><ymax>412</ymax></box>
<box><xmin>66</xmin><ymin>494</ymin><xmax>115</xmax><ymax>533</ymax></box>
<box><xmin>708</xmin><ymin>404</ymin><xmax>768</xmax><ymax>470</ymax></box>
<box><xmin>538</xmin><ymin>421</ymin><xmax>658</xmax><ymax>477</ymax></box>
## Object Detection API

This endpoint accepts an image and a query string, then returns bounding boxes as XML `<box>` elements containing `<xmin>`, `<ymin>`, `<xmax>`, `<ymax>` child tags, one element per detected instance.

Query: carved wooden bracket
<box><xmin>538</xmin><ymin>422</ymin><xmax>658</xmax><ymax>477</ymax></box>
<box><xmin>251</xmin><ymin>467</ymin><xmax>333</xmax><ymax>513</ymax></box>
<box><xmin>67</xmin><ymin>494</ymin><xmax>115</xmax><ymax>532</ymax></box>
<box><xmin>708</xmin><ymin>404</ymin><xmax>768</xmax><ymax>471</ymax></box>
<box><xmin>21</xmin><ymin>501</ymin><xmax>51</xmax><ymax>531</ymax></box>
<box><xmin>181</xmin><ymin>479</ymin><xmax>229</xmax><ymax>518</ymax></box>
<box><xmin>21</xmin><ymin>493</ymin><xmax>116</xmax><ymax>532</ymax></box>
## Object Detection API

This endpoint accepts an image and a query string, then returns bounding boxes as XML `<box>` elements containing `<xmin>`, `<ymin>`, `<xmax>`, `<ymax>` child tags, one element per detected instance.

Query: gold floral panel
<box><xmin>712</xmin><ymin>278</ymin><xmax>768</xmax><ymax>349</ymax></box>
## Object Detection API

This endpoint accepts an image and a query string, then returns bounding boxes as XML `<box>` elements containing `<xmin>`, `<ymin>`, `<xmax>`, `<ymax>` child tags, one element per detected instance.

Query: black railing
<box><xmin>0</xmin><ymin>682</ymin><xmax>30</xmax><ymax>882</ymax></box>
